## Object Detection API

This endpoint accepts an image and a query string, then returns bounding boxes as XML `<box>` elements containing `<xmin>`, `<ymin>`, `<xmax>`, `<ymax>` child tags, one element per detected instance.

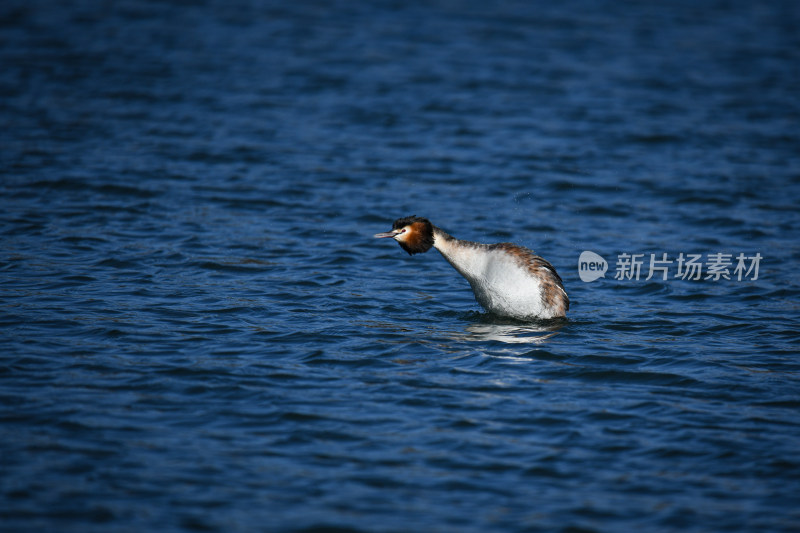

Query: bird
<box><xmin>374</xmin><ymin>216</ymin><xmax>569</xmax><ymax>320</ymax></box>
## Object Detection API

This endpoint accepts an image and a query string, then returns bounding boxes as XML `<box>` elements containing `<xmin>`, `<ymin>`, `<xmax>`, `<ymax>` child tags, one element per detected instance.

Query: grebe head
<box><xmin>374</xmin><ymin>216</ymin><xmax>434</xmax><ymax>256</ymax></box>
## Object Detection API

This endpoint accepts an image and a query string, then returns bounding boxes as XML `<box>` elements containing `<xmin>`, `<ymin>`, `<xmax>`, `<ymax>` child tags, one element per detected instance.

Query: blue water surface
<box><xmin>2</xmin><ymin>1</ymin><xmax>800</xmax><ymax>532</ymax></box>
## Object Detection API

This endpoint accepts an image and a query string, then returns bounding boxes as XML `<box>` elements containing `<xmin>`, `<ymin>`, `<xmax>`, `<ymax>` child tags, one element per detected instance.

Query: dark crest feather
<box><xmin>393</xmin><ymin>216</ymin><xmax>434</xmax><ymax>256</ymax></box>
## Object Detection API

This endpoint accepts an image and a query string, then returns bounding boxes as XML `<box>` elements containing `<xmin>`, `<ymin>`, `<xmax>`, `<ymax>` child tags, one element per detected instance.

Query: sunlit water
<box><xmin>2</xmin><ymin>1</ymin><xmax>800</xmax><ymax>532</ymax></box>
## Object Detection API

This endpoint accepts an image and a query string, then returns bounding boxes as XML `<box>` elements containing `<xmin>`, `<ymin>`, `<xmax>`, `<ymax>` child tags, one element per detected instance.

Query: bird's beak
<box><xmin>373</xmin><ymin>229</ymin><xmax>401</xmax><ymax>239</ymax></box>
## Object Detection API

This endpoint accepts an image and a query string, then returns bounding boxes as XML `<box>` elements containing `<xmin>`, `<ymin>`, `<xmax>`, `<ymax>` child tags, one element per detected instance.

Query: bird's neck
<box><xmin>432</xmin><ymin>227</ymin><xmax>488</xmax><ymax>282</ymax></box>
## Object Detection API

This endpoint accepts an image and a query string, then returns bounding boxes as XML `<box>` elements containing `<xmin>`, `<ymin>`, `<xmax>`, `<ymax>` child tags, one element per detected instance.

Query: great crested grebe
<box><xmin>374</xmin><ymin>216</ymin><xmax>569</xmax><ymax>320</ymax></box>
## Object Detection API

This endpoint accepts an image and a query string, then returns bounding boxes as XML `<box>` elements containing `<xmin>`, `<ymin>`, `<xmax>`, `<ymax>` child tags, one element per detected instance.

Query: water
<box><xmin>2</xmin><ymin>1</ymin><xmax>800</xmax><ymax>531</ymax></box>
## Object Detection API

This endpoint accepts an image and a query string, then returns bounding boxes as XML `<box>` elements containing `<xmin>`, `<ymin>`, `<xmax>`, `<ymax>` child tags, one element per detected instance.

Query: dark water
<box><xmin>2</xmin><ymin>0</ymin><xmax>800</xmax><ymax>531</ymax></box>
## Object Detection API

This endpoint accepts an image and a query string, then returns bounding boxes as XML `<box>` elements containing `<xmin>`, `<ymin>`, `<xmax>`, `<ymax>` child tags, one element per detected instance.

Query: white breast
<box><xmin>470</xmin><ymin>251</ymin><xmax>553</xmax><ymax>319</ymax></box>
<box><xmin>433</xmin><ymin>232</ymin><xmax>558</xmax><ymax>319</ymax></box>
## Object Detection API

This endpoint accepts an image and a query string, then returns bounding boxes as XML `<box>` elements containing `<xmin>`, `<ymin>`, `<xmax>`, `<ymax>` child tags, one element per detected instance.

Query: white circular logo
<box><xmin>578</xmin><ymin>251</ymin><xmax>607</xmax><ymax>282</ymax></box>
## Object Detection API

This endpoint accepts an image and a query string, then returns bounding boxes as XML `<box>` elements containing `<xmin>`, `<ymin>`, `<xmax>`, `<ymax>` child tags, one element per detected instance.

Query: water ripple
<box><xmin>2</xmin><ymin>1</ymin><xmax>800</xmax><ymax>532</ymax></box>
